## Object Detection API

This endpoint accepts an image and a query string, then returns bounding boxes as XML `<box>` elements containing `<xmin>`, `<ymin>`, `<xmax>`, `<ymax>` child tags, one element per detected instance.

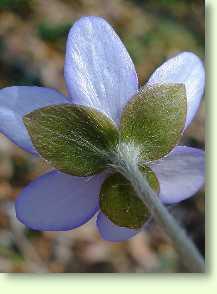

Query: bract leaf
<box><xmin>99</xmin><ymin>165</ymin><xmax>159</xmax><ymax>229</ymax></box>
<box><xmin>24</xmin><ymin>104</ymin><xmax>119</xmax><ymax>176</ymax></box>
<box><xmin>120</xmin><ymin>84</ymin><xmax>187</xmax><ymax>161</ymax></box>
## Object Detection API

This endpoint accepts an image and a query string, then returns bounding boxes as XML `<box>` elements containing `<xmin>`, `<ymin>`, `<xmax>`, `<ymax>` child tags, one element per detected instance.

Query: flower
<box><xmin>0</xmin><ymin>16</ymin><xmax>205</xmax><ymax>242</ymax></box>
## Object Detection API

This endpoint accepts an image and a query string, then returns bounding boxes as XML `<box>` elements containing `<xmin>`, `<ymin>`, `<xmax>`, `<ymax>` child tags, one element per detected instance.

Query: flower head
<box><xmin>0</xmin><ymin>16</ymin><xmax>205</xmax><ymax>242</ymax></box>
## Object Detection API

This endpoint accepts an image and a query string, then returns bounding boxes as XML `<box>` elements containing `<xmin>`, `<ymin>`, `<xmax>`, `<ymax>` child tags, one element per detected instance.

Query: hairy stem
<box><xmin>113</xmin><ymin>144</ymin><xmax>205</xmax><ymax>273</ymax></box>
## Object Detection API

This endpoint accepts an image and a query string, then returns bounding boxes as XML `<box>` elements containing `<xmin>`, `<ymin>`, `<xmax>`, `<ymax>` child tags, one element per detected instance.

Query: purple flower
<box><xmin>0</xmin><ymin>16</ymin><xmax>205</xmax><ymax>242</ymax></box>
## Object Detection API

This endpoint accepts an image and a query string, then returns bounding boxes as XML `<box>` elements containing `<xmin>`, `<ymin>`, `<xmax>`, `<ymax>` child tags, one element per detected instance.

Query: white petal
<box><xmin>16</xmin><ymin>171</ymin><xmax>107</xmax><ymax>231</ymax></box>
<box><xmin>149</xmin><ymin>146</ymin><xmax>205</xmax><ymax>204</ymax></box>
<box><xmin>147</xmin><ymin>52</ymin><xmax>205</xmax><ymax>128</ymax></box>
<box><xmin>0</xmin><ymin>86</ymin><xmax>68</xmax><ymax>153</ymax></box>
<box><xmin>64</xmin><ymin>16</ymin><xmax>138</xmax><ymax>124</ymax></box>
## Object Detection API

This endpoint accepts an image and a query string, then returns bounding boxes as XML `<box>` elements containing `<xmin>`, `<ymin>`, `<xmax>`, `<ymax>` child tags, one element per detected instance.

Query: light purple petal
<box><xmin>64</xmin><ymin>16</ymin><xmax>138</xmax><ymax>124</ymax></box>
<box><xmin>0</xmin><ymin>86</ymin><xmax>68</xmax><ymax>154</ymax></box>
<box><xmin>147</xmin><ymin>52</ymin><xmax>205</xmax><ymax>128</ymax></box>
<box><xmin>16</xmin><ymin>171</ymin><xmax>107</xmax><ymax>231</ymax></box>
<box><xmin>96</xmin><ymin>212</ymin><xmax>139</xmax><ymax>242</ymax></box>
<box><xmin>149</xmin><ymin>146</ymin><xmax>205</xmax><ymax>204</ymax></box>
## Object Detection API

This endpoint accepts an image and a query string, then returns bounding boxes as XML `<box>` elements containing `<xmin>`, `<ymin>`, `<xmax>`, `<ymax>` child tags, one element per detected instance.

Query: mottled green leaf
<box><xmin>120</xmin><ymin>84</ymin><xmax>187</xmax><ymax>161</ymax></box>
<box><xmin>99</xmin><ymin>165</ymin><xmax>159</xmax><ymax>229</ymax></box>
<box><xmin>24</xmin><ymin>104</ymin><xmax>119</xmax><ymax>176</ymax></box>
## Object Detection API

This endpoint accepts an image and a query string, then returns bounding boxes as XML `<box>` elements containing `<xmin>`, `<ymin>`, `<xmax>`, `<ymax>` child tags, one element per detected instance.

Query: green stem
<box><xmin>113</xmin><ymin>147</ymin><xmax>205</xmax><ymax>273</ymax></box>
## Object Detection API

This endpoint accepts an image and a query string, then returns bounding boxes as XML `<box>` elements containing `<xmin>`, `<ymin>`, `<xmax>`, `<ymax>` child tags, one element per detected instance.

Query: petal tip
<box><xmin>96</xmin><ymin>212</ymin><xmax>139</xmax><ymax>242</ymax></box>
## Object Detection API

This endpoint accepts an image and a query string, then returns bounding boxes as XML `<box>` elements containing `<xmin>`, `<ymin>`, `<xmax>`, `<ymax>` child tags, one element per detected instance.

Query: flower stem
<box><xmin>114</xmin><ymin>147</ymin><xmax>205</xmax><ymax>273</ymax></box>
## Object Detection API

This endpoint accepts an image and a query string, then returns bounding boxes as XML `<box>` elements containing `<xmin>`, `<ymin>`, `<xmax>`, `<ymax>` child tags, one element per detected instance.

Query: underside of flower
<box><xmin>0</xmin><ymin>16</ymin><xmax>204</xmax><ymax>244</ymax></box>
<box><xmin>20</xmin><ymin>82</ymin><xmax>187</xmax><ymax>229</ymax></box>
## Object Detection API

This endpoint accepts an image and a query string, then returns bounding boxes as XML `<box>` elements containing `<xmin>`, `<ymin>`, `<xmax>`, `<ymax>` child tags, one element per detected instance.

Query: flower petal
<box><xmin>16</xmin><ymin>170</ymin><xmax>106</xmax><ymax>231</ymax></box>
<box><xmin>96</xmin><ymin>212</ymin><xmax>139</xmax><ymax>242</ymax></box>
<box><xmin>149</xmin><ymin>146</ymin><xmax>205</xmax><ymax>204</ymax></box>
<box><xmin>64</xmin><ymin>16</ymin><xmax>138</xmax><ymax>124</ymax></box>
<box><xmin>147</xmin><ymin>52</ymin><xmax>205</xmax><ymax>128</ymax></box>
<box><xmin>0</xmin><ymin>86</ymin><xmax>68</xmax><ymax>154</ymax></box>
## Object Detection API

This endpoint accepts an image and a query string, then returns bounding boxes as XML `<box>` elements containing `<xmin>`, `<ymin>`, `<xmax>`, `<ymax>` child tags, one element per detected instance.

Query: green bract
<box><xmin>99</xmin><ymin>166</ymin><xmax>159</xmax><ymax>229</ymax></box>
<box><xmin>24</xmin><ymin>84</ymin><xmax>187</xmax><ymax>228</ymax></box>
<box><xmin>24</xmin><ymin>104</ymin><xmax>119</xmax><ymax>176</ymax></box>
<box><xmin>120</xmin><ymin>84</ymin><xmax>187</xmax><ymax>161</ymax></box>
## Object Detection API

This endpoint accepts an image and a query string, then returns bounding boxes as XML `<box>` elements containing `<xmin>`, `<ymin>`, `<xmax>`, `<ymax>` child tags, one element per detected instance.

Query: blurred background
<box><xmin>0</xmin><ymin>0</ymin><xmax>205</xmax><ymax>273</ymax></box>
